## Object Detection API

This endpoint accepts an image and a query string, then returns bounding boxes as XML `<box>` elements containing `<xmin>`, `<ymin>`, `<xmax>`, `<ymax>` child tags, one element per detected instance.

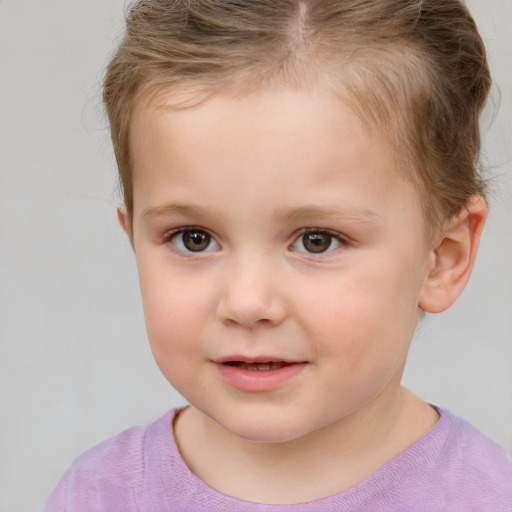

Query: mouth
<box><xmin>223</xmin><ymin>361</ymin><xmax>293</xmax><ymax>371</ymax></box>
<box><xmin>213</xmin><ymin>357</ymin><xmax>308</xmax><ymax>391</ymax></box>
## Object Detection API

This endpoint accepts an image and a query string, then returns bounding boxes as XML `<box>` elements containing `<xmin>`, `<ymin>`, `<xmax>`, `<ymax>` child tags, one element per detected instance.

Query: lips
<box><xmin>213</xmin><ymin>356</ymin><xmax>308</xmax><ymax>391</ymax></box>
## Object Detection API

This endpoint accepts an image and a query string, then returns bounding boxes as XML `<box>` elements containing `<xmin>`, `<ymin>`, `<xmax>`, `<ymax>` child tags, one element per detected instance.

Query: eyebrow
<box><xmin>141</xmin><ymin>201</ymin><xmax>383</xmax><ymax>225</ymax></box>
<box><xmin>141</xmin><ymin>201</ymin><xmax>211</xmax><ymax>219</ymax></box>
<box><xmin>273</xmin><ymin>205</ymin><xmax>384</xmax><ymax>225</ymax></box>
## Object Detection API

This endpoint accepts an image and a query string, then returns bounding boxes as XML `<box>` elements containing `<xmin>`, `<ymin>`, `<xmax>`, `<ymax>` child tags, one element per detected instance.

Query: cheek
<box><xmin>300</xmin><ymin>265</ymin><xmax>418</xmax><ymax>368</ymax></box>
<box><xmin>141</xmin><ymin>281</ymin><xmax>209</xmax><ymax>395</ymax></box>
<box><xmin>137</xmin><ymin>262</ymin><xmax>208</xmax><ymax>361</ymax></box>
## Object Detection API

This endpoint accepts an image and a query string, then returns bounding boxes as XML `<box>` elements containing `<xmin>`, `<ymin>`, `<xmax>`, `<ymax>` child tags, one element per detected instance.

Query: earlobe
<box><xmin>117</xmin><ymin>205</ymin><xmax>134</xmax><ymax>248</ymax></box>
<box><xmin>419</xmin><ymin>196</ymin><xmax>487</xmax><ymax>313</ymax></box>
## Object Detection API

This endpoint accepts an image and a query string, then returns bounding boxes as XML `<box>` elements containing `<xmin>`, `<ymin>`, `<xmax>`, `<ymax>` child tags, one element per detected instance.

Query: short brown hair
<box><xmin>103</xmin><ymin>0</ymin><xmax>491</xmax><ymax>230</ymax></box>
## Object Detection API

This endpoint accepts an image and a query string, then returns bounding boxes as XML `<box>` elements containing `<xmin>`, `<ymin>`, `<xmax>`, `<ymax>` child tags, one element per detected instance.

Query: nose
<box><xmin>215</xmin><ymin>254</ymin><xmax>287</xmax><ymax>328</ymax></box>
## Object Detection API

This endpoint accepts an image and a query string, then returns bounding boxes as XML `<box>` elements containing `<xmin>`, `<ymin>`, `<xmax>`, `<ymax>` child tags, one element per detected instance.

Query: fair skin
<box><xmin>119</xmin><ymin>86</ymin><xmax>486</xmax><ymax>504</ymax></box>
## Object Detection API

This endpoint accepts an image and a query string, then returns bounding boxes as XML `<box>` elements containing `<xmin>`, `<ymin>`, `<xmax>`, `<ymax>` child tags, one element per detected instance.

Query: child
<box><xmin>45</xmin><ymin>0</ymin><xmax>512</xmax><ymax>510</ymax></box>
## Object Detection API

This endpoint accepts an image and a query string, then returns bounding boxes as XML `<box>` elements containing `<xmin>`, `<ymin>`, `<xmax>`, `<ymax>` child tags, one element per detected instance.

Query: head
<box><xmin>103</xmin><ymin>0</ymin><xmax>491</xmax><ymax>443</ymax></box>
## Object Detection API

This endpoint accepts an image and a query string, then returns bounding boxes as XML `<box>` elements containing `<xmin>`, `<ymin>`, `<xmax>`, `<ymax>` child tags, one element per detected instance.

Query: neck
<box><xmin>173</xmin><ymin>386</ymin><xmax>438</xmax><ymax>504</ymax></box>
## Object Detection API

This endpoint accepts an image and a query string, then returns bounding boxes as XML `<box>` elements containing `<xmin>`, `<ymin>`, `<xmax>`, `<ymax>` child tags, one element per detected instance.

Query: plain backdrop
<box><xmin>0</xmin><ymin>1</ymin><xmax>510</xmax><ymax>511</ymax></box>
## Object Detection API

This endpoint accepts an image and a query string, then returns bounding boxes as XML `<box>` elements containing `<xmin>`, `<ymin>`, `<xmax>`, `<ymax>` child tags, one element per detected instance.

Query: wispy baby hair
<box><xmin>103</xmin><ymin>0</ymin><xmax>491</xmax><ymax>231</ymax></box>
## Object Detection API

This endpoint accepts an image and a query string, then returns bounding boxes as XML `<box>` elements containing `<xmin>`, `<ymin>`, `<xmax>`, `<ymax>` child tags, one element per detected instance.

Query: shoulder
<box><xmin>349</xmin><ymin>407</ymin><xmax>512</xmax><ymax>512</ymax></box>
<box><xmin>419</xmin><ymin>408</ymin><xmax>512</xmax><ymax>510</ymax></box>
<box><xmin>440</xmin><ymin>408</ymin><xmax>512</xmax><ymax>474</ymax></box>
<box><xmin>44</xmin><ymin>410</ymin><xmax>175</xmax><ymax>512</ymax></box>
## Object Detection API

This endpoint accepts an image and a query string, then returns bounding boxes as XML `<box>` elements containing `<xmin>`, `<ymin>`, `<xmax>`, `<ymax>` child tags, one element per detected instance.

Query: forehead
<box><xmin>131</xmin><ymin>85</ymin><xmax>387</xmax><ymax>175</ymax></box>
<box><xmin>129</xmin><ymin>86</ymin><xmax>424</xmax><ymax>232</ymax></box>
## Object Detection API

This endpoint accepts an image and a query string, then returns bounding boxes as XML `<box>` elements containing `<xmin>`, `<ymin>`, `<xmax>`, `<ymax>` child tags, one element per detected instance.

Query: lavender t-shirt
<box><xmin>44</xmin><ymin>407</ymin><xmax>512</xmax><ymax>511</ymax></box>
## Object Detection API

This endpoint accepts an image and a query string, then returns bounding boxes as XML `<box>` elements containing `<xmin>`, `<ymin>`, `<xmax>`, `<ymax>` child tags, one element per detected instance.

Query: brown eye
<box><xmin>302</xmin><ymin>232</ymin><xmax>333</xmax><ymax>253</ymax></box>
<box><xmin>183</xmin><ymin>230</ymin><xmax>211</xmax><ymax>251</ymax></box>
<box><xmin>292</xmin><ymin>230</ymin><xmax>343</xmax><ymax>254</ymax></box>
<box><xmin>170</xmin><ymin>229</ymin><xmax>218</xmax><ymax>253</ymax></box>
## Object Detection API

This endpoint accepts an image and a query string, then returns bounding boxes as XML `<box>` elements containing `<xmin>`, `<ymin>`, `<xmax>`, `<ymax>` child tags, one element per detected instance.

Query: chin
<box><xmin>214</xmin><ymin>412</ymin><xmax>317</xmax><ymax>445</ymax></box>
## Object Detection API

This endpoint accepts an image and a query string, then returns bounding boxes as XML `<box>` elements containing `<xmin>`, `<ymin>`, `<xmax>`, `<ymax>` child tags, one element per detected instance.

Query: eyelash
<box><xmin>162</xmin><ymin>227</ymin><xmax>349</xmax><ymax>256</ymax></box>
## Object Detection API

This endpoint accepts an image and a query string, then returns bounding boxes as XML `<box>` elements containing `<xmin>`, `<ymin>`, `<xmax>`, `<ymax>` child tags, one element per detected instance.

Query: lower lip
<box><xmin>214</xmin><ymin>362</ymin><xmax>308</xmax><ymax>392</ymax></box>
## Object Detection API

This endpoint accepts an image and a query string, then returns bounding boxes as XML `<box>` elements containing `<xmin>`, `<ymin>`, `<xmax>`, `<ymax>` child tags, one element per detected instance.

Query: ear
<box><xmin>117</xmin><ymin>205</ymin><xmax>134</xmax><ymax>248</ymax></box>
<box><xmin>419</xmin><ymin>196</ymin><xmax>487</xmax><ymax>313</ymax></box>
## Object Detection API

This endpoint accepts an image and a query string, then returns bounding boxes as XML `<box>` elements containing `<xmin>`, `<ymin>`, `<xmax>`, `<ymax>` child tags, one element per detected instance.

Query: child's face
<box><xmin>126</xmin><ymin>87</ymin><xmax>435</xmax><ymax>443</ymax></box>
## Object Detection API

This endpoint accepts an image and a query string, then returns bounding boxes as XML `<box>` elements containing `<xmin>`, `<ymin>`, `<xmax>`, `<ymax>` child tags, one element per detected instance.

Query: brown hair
<box><xmin>103</xmin><ymin>0</ymin><xmax>491</xmax><ymax>231</ymax></box>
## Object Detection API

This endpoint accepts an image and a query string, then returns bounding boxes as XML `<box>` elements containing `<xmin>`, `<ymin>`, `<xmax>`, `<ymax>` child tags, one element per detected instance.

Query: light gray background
<box><xmin>0</xmin><ymin>1</ymin><xmax>510</xmax><ymax>511</ymax></box>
